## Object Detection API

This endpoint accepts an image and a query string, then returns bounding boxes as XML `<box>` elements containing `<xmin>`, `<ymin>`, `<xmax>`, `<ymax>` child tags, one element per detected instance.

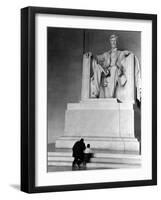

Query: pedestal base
<box><xmin>55</xmin><ymin>99</ymin><xmax>140</xmax><ymax>152</ymax></box>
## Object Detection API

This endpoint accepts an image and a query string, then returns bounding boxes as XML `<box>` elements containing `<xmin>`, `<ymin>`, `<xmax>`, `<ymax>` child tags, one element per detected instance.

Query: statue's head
<box><xmin>109</xmin><ymin>34</ymin><xmax>118</xmax><ymax>49</ymax></box>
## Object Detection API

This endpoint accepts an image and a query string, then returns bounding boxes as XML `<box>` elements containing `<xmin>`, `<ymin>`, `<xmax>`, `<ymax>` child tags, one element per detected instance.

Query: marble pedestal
<box><xmin>55</xmin><ymin>99</ymin><xmax>140</xmax><ymax>152</ymax></box>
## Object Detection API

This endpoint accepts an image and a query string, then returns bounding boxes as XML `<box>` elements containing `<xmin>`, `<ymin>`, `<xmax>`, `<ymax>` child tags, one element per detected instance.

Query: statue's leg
<box><xmin>104</xmin><ymin>79</ymin><xmax>111</xmax><ymax>98</ymax></box>
<box><xmin>99</xmin><ymin>85</ymin><xmax>105</xmax><ymax>98</ymax></box>
<box><xmin>105</xmin><ymin>66</ymin><xmax>117</xmax><ymax>98</ymax></box>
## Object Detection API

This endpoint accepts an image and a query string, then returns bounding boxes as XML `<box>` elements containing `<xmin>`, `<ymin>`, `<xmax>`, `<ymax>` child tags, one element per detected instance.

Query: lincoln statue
<box><xmin>82</xmin><ymin>34</ymin><xmax>141</xmax><ymax>103</ymax></box>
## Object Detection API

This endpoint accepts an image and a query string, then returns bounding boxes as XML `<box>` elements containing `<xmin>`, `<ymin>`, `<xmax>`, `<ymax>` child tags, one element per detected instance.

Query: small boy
<box><xmin>84</xmin><ymin>144</ymin><xmax>93</xmax><ymax>165</ymax></box>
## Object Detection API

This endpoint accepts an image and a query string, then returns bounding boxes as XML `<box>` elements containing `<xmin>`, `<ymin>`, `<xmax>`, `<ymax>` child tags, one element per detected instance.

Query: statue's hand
<box><xmin>118</xmin><ymin>66</ymin><xmax>124</xmax><ymax>77</ymax></box>
<box><xmin>124</xmin><ymin>50</ymin><xmax>131</xmax><ymax>57</ymax></box>
<box><xmin>85</xmin><ymin>52</ymin><xmax>92</xmax><ymax>58</ymax></box>
<box><xmin>104</xmin><ymin>69</ymin><xmax>110</xmax><ymax>77</ymax></box>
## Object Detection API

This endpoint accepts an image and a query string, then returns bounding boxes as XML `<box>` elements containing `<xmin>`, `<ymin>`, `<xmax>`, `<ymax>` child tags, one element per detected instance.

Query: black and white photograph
<box><xmin>20</xmin><ymin>7</ymin><xmax>157</xmax><ymax>193</ymax></box>
<box><xmin>47</xmin><ymin>28</ymin><xmax>141</xmax><ymax>172</ymax></box>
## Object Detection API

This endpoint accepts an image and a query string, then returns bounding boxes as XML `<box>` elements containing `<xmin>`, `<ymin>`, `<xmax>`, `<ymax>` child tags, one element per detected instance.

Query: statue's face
<box><xmin>110</xmin><ymin>38</ymin><xmax>117</xmax><ymax>49</ymax></box>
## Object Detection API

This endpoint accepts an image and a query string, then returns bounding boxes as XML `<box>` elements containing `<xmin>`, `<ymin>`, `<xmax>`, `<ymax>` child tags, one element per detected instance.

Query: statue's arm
<box><xmin>124</xmin><ymin>50</ymin><xmax>131</xmax><ymax>57</ymax></box>
<box><xmin>96</xmin><ymin>53</ymin><xmax>105</xmax><ymax>63</ymax></box>
<box><xmin>85</xmin><ymin>52</ymin><xmax>92</xmax><ymax>58</ymax></box>
<box><xmin>84</xmin><ymin>52</ymin><xmax>110</xmax><ymax>76</ymax></box>
<box><xmin>119</xmin><ymin>50</ymin><xmax>132</xmax><ymax>60</ymax></box>
<box><xmin>85</xmin><ymin>52</ymin><xmax>105</xmax><ymax>62</ymax></box>
<box><xmin>117</xmin><ymin>51</ymin><xmax>132</xmax><ymax>76</ymax></box>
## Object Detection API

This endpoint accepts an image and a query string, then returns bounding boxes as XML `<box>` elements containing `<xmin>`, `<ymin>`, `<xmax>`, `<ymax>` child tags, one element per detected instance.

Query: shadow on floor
<box><xmin>10</xmin><ymin>184</ymin><xmax>20</xmax><ymax>191</ymax></box>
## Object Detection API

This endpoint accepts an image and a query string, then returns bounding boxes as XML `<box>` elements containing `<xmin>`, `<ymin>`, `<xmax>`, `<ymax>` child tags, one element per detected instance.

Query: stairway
<box><xmin>48</xmin><ymin>149</ymin><xmax>141</xmax><ymax>170</ymax></box>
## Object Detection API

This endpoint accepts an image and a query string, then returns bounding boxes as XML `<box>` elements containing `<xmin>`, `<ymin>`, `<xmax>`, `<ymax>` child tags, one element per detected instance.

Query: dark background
<box><xmin>47</xmin><ymin>27</ymin><xmax>141</xmax><ymax>143</ymax></box>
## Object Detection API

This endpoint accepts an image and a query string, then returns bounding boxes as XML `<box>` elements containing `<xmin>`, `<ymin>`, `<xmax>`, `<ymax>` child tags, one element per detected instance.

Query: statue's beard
<box><xmin>111</xmin><ymin>45</ymin><xmax>117</xmax><ymax>49</ymax></box>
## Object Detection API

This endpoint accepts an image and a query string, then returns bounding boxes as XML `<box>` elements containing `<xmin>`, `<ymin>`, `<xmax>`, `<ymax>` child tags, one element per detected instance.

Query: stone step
<box><xmin>48</xmin><ymin>156</ymin><xmax>141</xmax><ymax>164</ymax></box>
<box><xmin>48</xmin><ymin>149</ymin><xmax>141</xmax><ymax>169</ymax></box>
<box><xmin>55</xmin><ymin>136</ymin><xmax>139</xmax><ymax>151</ymax></box>
<box><xmin>56</xmin><ymin>136</ymin><xmax>137</xmax><ymax>141</ymax></box>
<box><xmin>48</xmin><ymin>151</ymin><xmax>141</xmax><ymax>159</ymax></box>
<box><xmin>48</xmin><ymin>161</ymin><xmax>140</xmax><ymax>169</ymax></box>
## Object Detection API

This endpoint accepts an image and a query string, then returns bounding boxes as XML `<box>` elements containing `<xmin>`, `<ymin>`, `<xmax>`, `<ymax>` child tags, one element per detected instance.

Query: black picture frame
<box><xmin>21</xmin><ymin>6</ymin><xmax>157</xmax><ymax>193</ymax></box>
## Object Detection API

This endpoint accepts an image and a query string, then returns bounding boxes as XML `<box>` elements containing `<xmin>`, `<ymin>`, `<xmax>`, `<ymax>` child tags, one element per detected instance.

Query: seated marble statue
<box><xmin>85</xmin><ymin>34</ymin><xmax>141</xmax><ymax>103</ymax></box>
